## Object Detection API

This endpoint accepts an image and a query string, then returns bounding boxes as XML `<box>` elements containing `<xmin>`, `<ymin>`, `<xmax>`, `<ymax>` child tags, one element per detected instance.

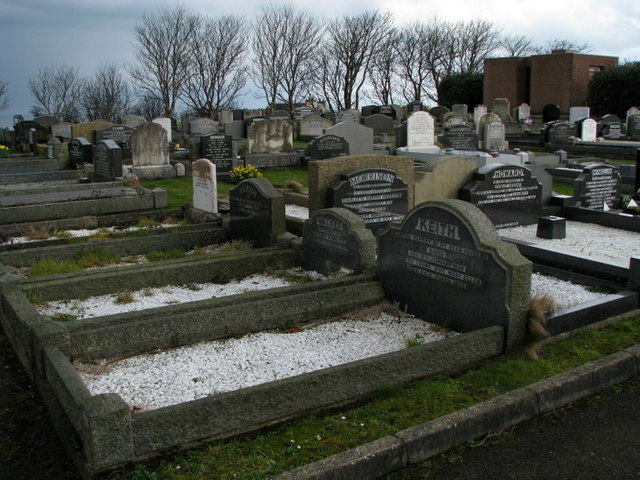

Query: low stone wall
<box><xmin>0</xmin><ymin>188</ymin><xmax>167</xmax><ymax>224</ymax></box>
<box><xmin>0</xmin><ymin>170</ymin><xmax>77</xmax><ymax>185</ymax></box>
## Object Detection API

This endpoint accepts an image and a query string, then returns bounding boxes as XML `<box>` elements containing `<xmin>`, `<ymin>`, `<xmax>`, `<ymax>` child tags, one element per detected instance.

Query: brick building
<box><xmin>483</xmin><ymin>50</ymin><xmax>618</xmax><ymax>116</ymax></box>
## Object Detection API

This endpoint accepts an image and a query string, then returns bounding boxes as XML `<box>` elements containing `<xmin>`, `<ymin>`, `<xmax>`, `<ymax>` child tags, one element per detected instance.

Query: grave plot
<box><xmin>0</xmin><ymin>213</ymin><xmax>225</xmax><ymax>270</ymax></box>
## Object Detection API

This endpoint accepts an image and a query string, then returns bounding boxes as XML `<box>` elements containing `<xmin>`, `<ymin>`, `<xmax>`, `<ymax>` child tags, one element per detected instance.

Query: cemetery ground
<box><xmin>2</xmin><ymin>163</ymin><xmax>640</xmax><ymax>479</ymax></box>
<box><xmin>1</xmin><ymin>313</ymin><xmax>639</xmax><ymax>479</ymax></box>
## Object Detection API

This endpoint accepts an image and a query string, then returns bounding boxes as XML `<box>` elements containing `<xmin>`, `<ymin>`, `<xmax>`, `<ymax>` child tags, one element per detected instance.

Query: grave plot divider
<box><xmin>563</xmin><ymin>206</ymin><xmax>640</xmax><ymax>233</ymax></box>
<box><xmin>0</xmin><ymin>225</ymin><xmax>225</xmax><ymax>268</ymax></box>
<box><xmin>0</xmin><ymin>188</ymin><xmax>168</xmax><ymax>224</ymax></box>
<box><xmin>505</xmin><ymin>238</ymin><xmax>632</xmax><ymax>286</ymax></box>
<box><xmin>65</xmin><ymin>274</ymin><xmax>385</xmax><ymax>361</ymax></box>
<box><xmin>22</xmin><ymin>248</ymin><xmax>299</xmax><ymax>302</ymax></box>
<box><xmin>0</xmin><ymin>170</ymin><xmax>79</xmax><ymax>185</ymax></box>
<box><xmin>546</xmin><ymin>292</ymin><xmax>639</xmax><ymax>335</ymax></box>
<box><xmin>41</xmin><ymin>324</ymin><xmax>504</xmax><ymax>478</ymax></box>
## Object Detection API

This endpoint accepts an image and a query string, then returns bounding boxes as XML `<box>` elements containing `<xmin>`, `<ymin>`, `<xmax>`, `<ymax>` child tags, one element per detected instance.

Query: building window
<box><xmin>588</xmin><ymin>65</ymin><xmax>603</xmax><ymax>79</ymax></box>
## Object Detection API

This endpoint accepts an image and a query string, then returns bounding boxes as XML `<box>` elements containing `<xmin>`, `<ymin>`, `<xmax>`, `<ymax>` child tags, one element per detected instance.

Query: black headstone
<box><xmin>459</xmin><ymin>164</ymin><xmax>542</xmax><ymax>228</ymax></box>
<box><xmin>395</xmin><ymin>122</ymin><xmax>407</xmax><ymax>147</ymax></box>
<box><xmin>442</xmin><ymin>124</ymin><xmax>478</xmax><ymax>150</ymax></box>
<box><xmin>377</xmin><ymin>200</ymin><xmax>531</xmax><ymax>350</ymax></box>
<box><xmin>93</xmin><ymin>139</ymin><xmax>122</xmax><ymax>182</ymax></box>
<box><xmin>600</xmin><ymin>121</ymin><xmax>626</xmax><ymax>140</ymax></box>
<box><xmin>543</xmin><ymin>121</ymin><xmax>573</xmax><ymax>145</ymax></box>
<box><xmin>302</xmin><ymin>208</ymin><xmax>376</xmax><ymax>276</ymax></box>
<box><xmin>572</xmin><ymin>163</ymin><xmax>622</xmax><ymax>210</ymax></box>
<box><xmin>96</xmin><ymin>125</ymin><xmax>134</xmax><ymax>160</ymax></box>
<box><xmin>200</xmin><ymin>133</ymin><xmax>233</xmax><ymax>172</ymax></box>
<box><xmin>536</xmin><ymin>216</ymin><xmax>566</xmax><ymax>239</ymax></box>
<box><xmin>307</xmin><ymin>134</ymin><xmax>349</xmax><ymax>160</ymax></box>
<box><xmin>361</xmin><ymin>105</ymin><xmax>377</xmax><ymax>117</ymax></box>
<box><xmin>328</xmin><ymin>168</ymin><xmax>408</xmax><ymax>232</ymax></box>
<box><xmin>229</xmin><ymin>178</ymin><xmax>285</xmax><ymax>247</ymax></box>
<box><xmin>375</xmin><ymin>105</ymin><xmax>397</xmax><ymax>119</ymax></box>
<box><xmin>542</xmin><ymin>104</ymin><xmax>561</xmax><ymax>123</ymax></box>
<box><xmin>69</xmin><ymin>137</ymin><xmax>93</xmax><ymax>169</ymax></box>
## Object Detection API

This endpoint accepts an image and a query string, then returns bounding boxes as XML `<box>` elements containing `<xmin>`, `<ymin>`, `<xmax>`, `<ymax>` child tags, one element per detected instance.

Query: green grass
<box><xmin>146</xmin><ymin>249</ymin><xmax>188</xmax><ymax>262</ymax></box>
<box><xmin>552</xmin><ymin>180</ymin><xmax>573</xmax><ymax>196</ymax></box>
<box><xmin>76</xmin><ymin>248</ymin><xmax>120</xmax><ymax>269</ymax></box>
<box><xmin>143</xmin><ymin>169</ymin><xmax>308</xmax><ymax>208</ymax></box>
<box><xmin>28</xmin><ymin>259</ymin><xmax>83</xmax><ymax>277</ymax></box>
<box><xmin>116</xmin><ymin>316</ymin><xmax>640</xmax><ymax>480</ymax></box>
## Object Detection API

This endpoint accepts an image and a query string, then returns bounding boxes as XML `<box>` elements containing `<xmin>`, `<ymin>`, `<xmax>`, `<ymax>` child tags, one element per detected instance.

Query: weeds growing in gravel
<box><xmin>114</xmin><ymin>292</ymin><xmax>135</xmax><ymax>304</ymax></box>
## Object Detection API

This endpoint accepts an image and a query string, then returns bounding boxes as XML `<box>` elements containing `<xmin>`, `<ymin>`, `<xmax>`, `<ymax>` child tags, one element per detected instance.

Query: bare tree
<box><xmin>81</xmin><ymin>64</ymin><xmax>131</xmax><ymax>122</ymax></box>
<box><xmin>251</xmin><ymin>5</ymin><xmax>287</xmax><ymax>109</ymax></box>
<box><xmin>0</xmin><ymin>81</ymin><xmax>9</xmax><ymax>112</ymax></box>
<box><xmin>500</xmin><ymin>34</ymin><xmax>538</xmax><ymax>57</ymax></box>
<box><xmin>317</xmin><ymin>10</ymin><xmax>394</xmax><ymax>111</ymax></box>
<box><xmin>129</xmin><ymin>5</ymin><xmax>200</xmax><ymax>118</ymax></box>
<box><xmin>368</xmin><ymin>28</ymin><xmax>400</xmax><ymax>105</ymax></box>
<box><xmin>453</xmin><ymin>19</ymin><xmax>502</xmax><ymax>73</ymax></box>
<box><xmin>28</xmin><ymin>65</ymin><xmax>83</xmax><ymax>121</ymax></box>
<box><xmin>252</xmin><ymin>4</ymin><xmax>322</xmax><ymax>111</ymax></box>
<box><xmin>182</xmin><ymin>15</ymin><xmax>248</xmax><ymax>117</ymax></box>
<box><xmin>132</xmin><ymin>94</ymin><xmax>165</xmax><ymax>120</ymax></box>
<box><xmin>396</xmin><ymin>19</ymin><xmax>455</xmax><ymax>104</ymax></box>
<box><xmin>537</xmin><ymin>38</ymin><xmax>593</xmax><ymax>54</ymax></box>
<box><xmin>276</xmin><ymin>6</ymin><xmax>323</xmax><ymax>112</ymax></box>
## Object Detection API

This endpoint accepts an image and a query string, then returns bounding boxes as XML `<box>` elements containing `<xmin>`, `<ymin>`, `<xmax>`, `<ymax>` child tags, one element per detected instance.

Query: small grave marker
<box><xmin>93</xmin><ymin>140</ymin><xmax>122</xmax><ymax>182</ymax></box>
<box><xmin>307</xmin><ymin>134</ymin><xmax>349</xmax><ymax>160</ymax></box>
<box><xmin>192</xmin><ymin>158</ymin><xmax>218</xmax><ymax>214</ymax></box>
<box><xmin>68</xmin><ymin>137</ymin><xmax>93</xmax><ymax>169</ymax></box>
<box><xmin>302</xmin><ymin>208</ymin><xmax>376</xmax><ymax>275</ymax></box>
<box><xmin>229</xmin><ymin>178</ymin><xmax>285</xmax><ymax>247</ymax></box>
<box><xmin>573</xmin><ymin>164</ymin><xmax>622</xmax><ymax>210</ymax></box>
<box><xmin>200</xmin><ymin>133</ymin><xmax>234</xmax><ymax>172</ymax></box>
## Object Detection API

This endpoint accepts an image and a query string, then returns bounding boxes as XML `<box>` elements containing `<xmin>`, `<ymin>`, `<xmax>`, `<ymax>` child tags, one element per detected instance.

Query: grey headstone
<box><xmin>224</xmin><ymin>120</ymin><xmax>245</xmax><ymax>139</ymax></box>
<box><xmin>132</xmin><ymin>122</ymin><xmax>169</xmax><ymax>166</ymax></box>
<box><xmin>323</xmin><ymin>122</ymin><xmax>374</xmax><ymax>155</ymax></box>
<box><xmin>628</xmin><ymin>114</ymin><xmax>640</xmax><ymax>141</ymax></box>
<box><xmin>122</xmin><ymin>115</ymin><xmax>146</xmax><ymax>128</ymax></box>
<box><xmin>299</xmin><ymin>115</ymin><xmax>333</xmax><ymax>138</ymax></box>
<box><xmin>247</xmin><ymin>118</ymin><xmax>293</xmax><ymax>154</ymax></box>
<box><xmin>543</xmin><ymin>121</ymin><xmax>572</xmax><ymax>146</ymax></box>
<box><xmin>569</xmin><ymin>106</ymin><xmax>590</xmax><ymax>125</ymax></box>
<box><xmin>363</xmin><ymin>114</ymin><xmax>394</xmax><ymax>135</ymax></box>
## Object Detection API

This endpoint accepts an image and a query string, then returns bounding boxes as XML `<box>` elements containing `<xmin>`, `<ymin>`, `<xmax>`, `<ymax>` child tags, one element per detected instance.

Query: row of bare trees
<box><xmin>26</xmin><ymin>4</ymin><xmax>593</xmax><ymax>122</ymax></box>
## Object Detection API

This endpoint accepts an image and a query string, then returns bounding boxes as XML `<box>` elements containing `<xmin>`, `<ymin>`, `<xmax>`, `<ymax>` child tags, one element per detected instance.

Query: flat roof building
<box><xmin>483</xmin><ymin>50</ymin><xmax>618</xmax><ymax>116</ymax></box>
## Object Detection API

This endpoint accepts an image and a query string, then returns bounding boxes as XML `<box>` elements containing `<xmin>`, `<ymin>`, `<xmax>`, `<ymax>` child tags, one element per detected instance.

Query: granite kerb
<box><xmin>40</xmin><ymin>324</ymin><xmax>504</xmax><ymax>478</ymax></box>
<box><xmin>0</xmin><ymin>225</ymin><xmax>225</xmax><ymax>267</ymax></box>
<box><xmin>272</xmin><ymin>341</ymin><xmax>640</xmax><ymax>480</ymax></box>
<box><xmin>21</xmin><ymin>247</ymin><xmax>299</xmax><ymax>301</ymax></box>
<box><xmin>0</xmin><ymin>187</ymin><xmax>167</xmax><ymax>224</ymax></box>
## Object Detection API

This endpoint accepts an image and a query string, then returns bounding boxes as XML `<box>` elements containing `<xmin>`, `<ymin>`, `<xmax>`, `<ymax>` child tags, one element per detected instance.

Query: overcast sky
<box><xmin>0</xmin><ymin>0</ymin><xmax>638</xmax><ymax>120</ymax></box>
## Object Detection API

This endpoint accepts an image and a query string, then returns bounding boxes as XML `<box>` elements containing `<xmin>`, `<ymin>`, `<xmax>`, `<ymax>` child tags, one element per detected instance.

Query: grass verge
<box><xmin>143</xmin><ymin>169</ymin><xmax>309</xmax><ymax>209</ymax></box>
<box><xmin>114</xmin><ymin>314</ymin><xmax>640</xmax><ymax>480</ymax></box>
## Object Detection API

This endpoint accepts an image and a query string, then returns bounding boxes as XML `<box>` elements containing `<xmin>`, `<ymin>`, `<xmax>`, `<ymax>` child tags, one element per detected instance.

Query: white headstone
<box><xmin>516</xmin><ymin>103</ymin><xmax>531</xmax><ymax>122</ymax></box>
<box><xmin>474</xmin><ymin>104</ymin><xmax>488</xmax><ymax>125</ymax></box>
<box><xmin>569</xmin><ymin>106</ymin><xmax>590</xmax><ymax>125</ymax></box>
<box><xmin>484</xmin><ymin>121</ymin><xmax>506</xmax><ymax>151</ymax></box>
<box><xmin>192</xmin><ymin>158</ymin><xmax>218</xmax><ymax>214</ymax></box>
<box><xmin>580</xmin><ymin>118</ymin><xmax>597</xmax><ymax>142</ymax></box>
<box><xmin>407</xmin><ymin>111</ymin><xmax>435</xmax><ymax>147</ymax></box>
<box><xmin>152</xmin><ymin>117</ymin><xmax>172</xmax><ymax>144</ymax></box>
